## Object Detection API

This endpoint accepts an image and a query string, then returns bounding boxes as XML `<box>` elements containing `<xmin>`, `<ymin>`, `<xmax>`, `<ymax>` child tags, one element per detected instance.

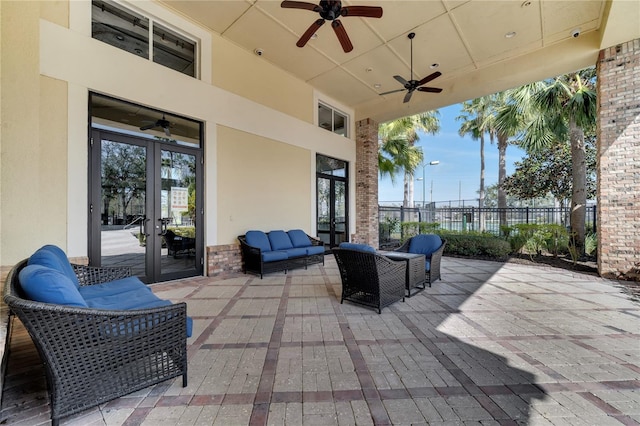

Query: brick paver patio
<box><xmin>2</xmin><ymin>256</ymin><xmax>639</xmax><ymax>425</ymax></box>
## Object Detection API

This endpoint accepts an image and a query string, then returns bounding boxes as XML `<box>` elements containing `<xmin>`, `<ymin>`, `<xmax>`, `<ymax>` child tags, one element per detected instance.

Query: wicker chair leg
<box><xmin>183</xmin><ymin>374</ymin><xmax>188</xmax><ymax>387</ymax></box>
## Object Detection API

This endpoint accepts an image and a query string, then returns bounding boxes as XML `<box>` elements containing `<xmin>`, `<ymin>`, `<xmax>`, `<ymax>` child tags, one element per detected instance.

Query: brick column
<box><xmin>596</xmin><ymin>39</ymin><xmax>640</xmax><ymax>280</ymax></box>
<box><xmin>354</xmin><ymin>118</ymin><xmax>379</xmax><ymax>248</ymax></box>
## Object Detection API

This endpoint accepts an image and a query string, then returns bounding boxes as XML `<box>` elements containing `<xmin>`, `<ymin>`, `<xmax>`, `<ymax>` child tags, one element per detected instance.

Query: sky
<box><xmin>378</xmin><ymin>104</ymin><xmax>528</xmax><ymax>205</ymax></box>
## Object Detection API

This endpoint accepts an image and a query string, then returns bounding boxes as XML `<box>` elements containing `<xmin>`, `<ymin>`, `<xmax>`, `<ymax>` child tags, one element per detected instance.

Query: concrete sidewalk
<box><xmin>2</xmin><ymin>256</ymin><xmax>639</xmax><ymax>425</ymax></box>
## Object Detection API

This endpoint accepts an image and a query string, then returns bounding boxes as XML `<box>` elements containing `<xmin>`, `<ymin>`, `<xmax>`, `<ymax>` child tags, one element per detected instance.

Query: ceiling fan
<box><xmin>379</xmin><ymin>32</ymin><xmax>443</xmax><ymax>103</ymax></box>
<box><xmin>140</xmin><ymin>115</ymin><xmax>172</xmax><ymax>137</ymax></box>
<box><xmin>280</xmin><ymin>0</ymin><xmax>383</xmax><ymax>53</ymax></box>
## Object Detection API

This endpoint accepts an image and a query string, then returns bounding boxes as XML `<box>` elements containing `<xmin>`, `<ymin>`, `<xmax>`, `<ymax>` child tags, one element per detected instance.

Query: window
<box><xmin>92</xmin><ymin>0</ymin><xmax>197</xmax><ymax>78</ymax></box>
<box><xmin>318</xmin><ymin>102</ymin><xmax>348</xmax><ymax>137</ymax></box>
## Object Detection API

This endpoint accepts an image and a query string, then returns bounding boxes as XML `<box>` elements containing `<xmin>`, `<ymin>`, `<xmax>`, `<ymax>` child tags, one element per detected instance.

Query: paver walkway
<box><xmin>2</xmin><ymin>256</ymin><xmax>639</xmax><ymax>425</ymax></box>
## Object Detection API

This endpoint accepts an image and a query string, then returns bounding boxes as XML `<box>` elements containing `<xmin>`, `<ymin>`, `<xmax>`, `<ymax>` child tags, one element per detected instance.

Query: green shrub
<box><xmin>436</xmin><ymin>231</ymin><xmax>511</xmax><ymax>259</ymax></box>
<box><xmin>400</xmin><ymin>222</ymin><xmax>439</xmax><ymax>240</ymax></box>
<box><xmin>505</xmin><ymin>224</ymin><xmax>569</xmax><ymax>257</ymax></box>
<box><xmin>585</xmin><ymin>233</ymin><xmax>597</xmax><ymax>256</ymax></box>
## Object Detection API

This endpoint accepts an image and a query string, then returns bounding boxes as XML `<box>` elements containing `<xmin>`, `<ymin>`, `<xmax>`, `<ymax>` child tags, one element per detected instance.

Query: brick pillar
<box><xmin>354</xmin><ymin>118</ymin><xmax>379</xmax><ymax>248</ymax></box>
<box><xmin>596</xmin><ymin>39</ymin><xmax>640</xmax><ymax>280</ymax></box>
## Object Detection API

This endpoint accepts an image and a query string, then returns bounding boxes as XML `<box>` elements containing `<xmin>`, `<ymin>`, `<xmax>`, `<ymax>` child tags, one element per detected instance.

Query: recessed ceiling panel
<box><xmin>341</xmin><ymin>44</ymin><xmax>410</xmax><ymax>95</ymax></box>
<box><xmin>362</xmin><ymin>0</ymin><xmax>449</xmax><ymax>41</ymax></box>
<box><xmin>310</xmin><ymin>67</ymin><xmax>379</xmax><ymax>106</ymax></box>
<box><xmin>160</xmin><ymin>0</ymin><xmax>253</xmax><ymax>34</ymax></box>
<box><xmin>224</xmin><ymin>7</ymin><xmax>337</xmax><ymax>81</ymax></box>
<box><xmin>450</xmin><ymin>0</ymin><xmax>542</xmax><ymax>62</ymax></box>
<box><xmin>542</xmin><ymin>1</ymin><xmax>603</xmax><ymax>39</ymax></box>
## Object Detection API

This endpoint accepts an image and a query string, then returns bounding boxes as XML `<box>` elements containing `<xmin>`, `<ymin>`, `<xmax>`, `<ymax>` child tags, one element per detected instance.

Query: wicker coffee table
<box><xmin>379</xmin><ymin>251</ymin><xmax>426</xmax><ymax>297</ymax></box>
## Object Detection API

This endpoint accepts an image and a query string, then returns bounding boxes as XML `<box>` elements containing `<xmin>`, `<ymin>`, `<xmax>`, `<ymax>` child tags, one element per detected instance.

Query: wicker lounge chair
<box><xmin>332</xmin><ymin>246</ymin><xmax>406</xmax><ymax>313</ymax></box>
<box><xmin>4</xmin><ymin>259</ymin><xmax>188</xmax><ymax>426</ymax></box>
<box><xmin>395</xmin><ymin>234</ymin><xmax>446</xmax><ymax>285</ymax></box>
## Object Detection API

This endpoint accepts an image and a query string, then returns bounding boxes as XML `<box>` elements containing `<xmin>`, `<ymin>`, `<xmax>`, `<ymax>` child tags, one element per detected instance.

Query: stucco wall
<box><xmin>0</xmin><ymin>0</ymin><xmax>356</xmax><ymax>267</ymax></box>
<box><xmin>216</xmin><ymin>125</ymin><xmax>312</xmax><ymax>244</ymax></box>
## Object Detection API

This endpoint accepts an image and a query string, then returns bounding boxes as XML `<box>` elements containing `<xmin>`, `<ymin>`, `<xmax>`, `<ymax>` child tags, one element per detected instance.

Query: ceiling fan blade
<box><xmin>340</xmin><ymin>6</ymin><xmax>383</xmax><ymax>18</ymax></box>
<box><xmin>297</xmin><ymin>19</ymin><xmax>324</xmax><ymax>47</ymax></box>
<box><xmin>417</xmin><ymin>86</ymin><xmax>443</xmax><ymax>93</ymax></box>
<box><xmin>379</xmin><ymin>88</ymin><xmax>406</xmax><ymax>96</ymax></box>
<box><xmin>403</xmin><ymin>90</ymin><xmax>414</xmax><ymax>103</ymax></box>
<box><xmin>281</xmin><ymin>1</ymin><xmax>319</xmax><ymax>11</ymax></box>
<box><xmin>393</xmin><ymin>75</ymin><xmax>409</xmax><ymax>86</ymax></box>
<box><xmin>417</xmin><ymin>71</ymin><xmax>442</xmax><ymax>87</ymax></box>
<box><xmin>140</xmin><ymin>123</ymin><xmax>156</xmax><ymax>131</ymax></box>
<box><xmin>332</xmin><ymin>20</ymin><xmax>353</xmax><ymax>53</ymax></box>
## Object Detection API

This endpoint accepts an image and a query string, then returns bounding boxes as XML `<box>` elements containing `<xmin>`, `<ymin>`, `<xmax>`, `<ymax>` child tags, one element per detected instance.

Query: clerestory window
<box><xmin>318</xmin><ymin>102</ymin><xmax>348</xmax><ymax>137</ymax></box>
<box><xmin>92</xmin><ymin>0</ymin><xmax>197</xmax><ymax>78</ymax></box>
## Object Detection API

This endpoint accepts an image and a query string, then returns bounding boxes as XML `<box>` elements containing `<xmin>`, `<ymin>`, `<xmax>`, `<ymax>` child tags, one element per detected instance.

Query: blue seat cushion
<box><xmin>28</xmin><ymin>245</ymin><xmax>81</xmax><ymax>289</ymax></box>
<box><xmin>408</xmin><ymin>234</ymin><xmax>442</xmax><ymax>257</ymax></box>
<box><xmin>78</xmin><ymin>276</ymin><xmax>152</xmax><ymax>300</ymax></box>
<box><xmin>339</xmin><ymin>242</ymin><xmax>376</xmax><ymax>253</ymax></box>
<box><xmin>83</xmin><ymin>286</ymin><xmax>172</xmax><ymax>311</ymax></box>
<box><xmin>262</xmin><ymin>250</ymin><xmax>288</xmax><ymax>262</ymax></box>
<box><xmin>245</xmin><ymin>230</ymin><xmax>272</xmax><ymax>252</ymax></box>
<box><xmin>284</xmin><ymin>247</ymin><xmax>308</xmax><ymax>258</ymax></box>
<box><xmin>425</xmin><ymin>259</ymin><xmax>431</xmax><ymax>272</ymax></box>
<box><xmin>268</xmin><ymin>230</ymin><xmax>294</xmax><ymax>250</ymax></box>
<box><xmin>306</xmin><ymin>245</ymin><xmax>325</xmax><ymax>256</ymax></box>
<box><xmin>19</xmin><ymin>265</ymin><xmax>88</xmax><ymax>308</ymax></box>
<box><xmin>287</xmin><ymin>229</ymin><xmax>312</xmax><ymax>248</ymax></box>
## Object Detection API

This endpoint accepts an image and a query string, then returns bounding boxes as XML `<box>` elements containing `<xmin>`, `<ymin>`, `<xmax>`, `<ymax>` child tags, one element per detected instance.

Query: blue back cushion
<box><xmin>287</xmin><ymin>229</ymin><xmax>312</xmax><ymax>248</ymax></box>
<box><xmin>408</xmin><ymin>234</ymin><xmax>442</xmax><ymax>256</ymax></box>
<box><xmin>245</xmin><ymin>231</ymin><xmax>272</xmax><ymax>252</ymax></box>
<box><xmin>28</xmin><ymin>245</ymin><xmax>80</xmax><ymax>289</ymax></box>
<box><xmin>19</xmin><ymin>265</ymin><xmax>88</xmax><ymax>307</ymax></box>
<box><xmin>339</xmin><ymin>242</ymin><xmax>376</xmax><ymax>253</ymax></box>
<box><xmin>268</xmin><ymin>230</ymin><xmax>293</xmax><ymax>250</ymax></box>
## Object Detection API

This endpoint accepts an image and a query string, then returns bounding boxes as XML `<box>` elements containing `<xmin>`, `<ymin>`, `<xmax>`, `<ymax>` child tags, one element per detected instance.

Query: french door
<box><xmin>89</xmin><ymin>129</ymin><xmax>203</xmax><ymax>283</ymax></box>
<box><xmin>316</xmin><ymin>155</ymin><xmax>348</xmax><ymax>248</ymax></box>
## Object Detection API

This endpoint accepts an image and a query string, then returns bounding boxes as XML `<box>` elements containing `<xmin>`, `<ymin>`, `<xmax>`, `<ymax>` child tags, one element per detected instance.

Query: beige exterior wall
<box><xmin>0</xmin><ymin>0</ymin><xmax>356</xmax><ymax>268</ymax></box>
<box><xmin>211</xmin><ymin>36</ymin><xmax>314</xmax><ymax>124</ymax></box>
<box><xmin>216</xmin><ymin>125</ymin><xmax>312</xmax><ymax>244</ymax></box>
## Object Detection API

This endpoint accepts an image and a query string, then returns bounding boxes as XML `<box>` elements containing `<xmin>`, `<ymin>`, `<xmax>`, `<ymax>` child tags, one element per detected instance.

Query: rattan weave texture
<box><xmin>4</xmin><ymin>260</ymin><xmax>188</xmax><ymax>426</ymax></box>
<box><xmin>395</xmin><ymin>236</ymin><xmax>446</xmax><ymax>285</ymax></box>
<box><xmin>332</xmin><ymin>248</ymin><xmax>406</xmax><ymax>314</ymax></box>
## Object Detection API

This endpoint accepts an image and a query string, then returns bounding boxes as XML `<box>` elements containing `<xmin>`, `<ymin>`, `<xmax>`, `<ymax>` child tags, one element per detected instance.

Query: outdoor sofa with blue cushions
<box><xmin>395</xmin><ymin>234</ymin><xmax>446</xmax><ymax>285</ymax></box>
<box><xmin>238</xmin><ymin>229</ymin><xmax>325</xmax><ymax>278</ymax></box>
<box><xmin>3</xmin><ymin>245</ymin><xmax>192</xmax><ymax>426</ymax></box>
<box><xmin>332</xmin><ymin>243</ymin><xmax>406</xmax><ymax>313</ymax></box>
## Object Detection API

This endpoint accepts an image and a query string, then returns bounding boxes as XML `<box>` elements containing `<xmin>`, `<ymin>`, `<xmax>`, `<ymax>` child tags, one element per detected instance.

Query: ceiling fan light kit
<box><xmin>379</xmin><ymin>32</ymin><xmax>443</xmax><ymax>103</ymax></box>
<box><xmin>281</xmin><ymin>0</ymin><xmax>383</xmax><ymax>53</ymax></box>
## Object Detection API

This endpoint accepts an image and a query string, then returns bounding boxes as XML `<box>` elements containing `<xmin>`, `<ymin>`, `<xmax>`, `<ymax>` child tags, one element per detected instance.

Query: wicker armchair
<box><xmin>395</xmin><ymin>234</ymin><xmax>446</xmax><ymax>285</ymax></box>
<box><xmin>163</xmin><ymin>230</ymin><xmax>196</xmax><ymax>258</ymax></box>
<box><xmin>4</xmin><ymin>260</ymin><xmax>188</xmax><ymax>426</ymax></box>
<box><xmin>332</xmin><ymin>248</ymin><xmax>406</xmax><ymax>314</ymax></box>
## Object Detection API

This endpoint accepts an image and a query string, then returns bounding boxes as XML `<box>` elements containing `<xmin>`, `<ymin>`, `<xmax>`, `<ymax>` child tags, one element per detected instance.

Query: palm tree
<box><xmin>499</xmin><ymin>69</ymin><xmax>596</xmax><ymax>252</ymax></box>
<box><xmin>379</xmin><ymin>111</ymin><xmax>440</xmax><ymax>207</ymax></box>
<box><xmin>457</xmin><ymin>96</ymin><xmax>492</xmax><ymax>231</ymax></box>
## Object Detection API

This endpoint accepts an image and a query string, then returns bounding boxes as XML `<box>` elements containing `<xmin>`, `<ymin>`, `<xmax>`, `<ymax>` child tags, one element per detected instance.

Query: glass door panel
<box><xmin>317</xmin><ymin>177</ymin><xmax>331</xmax><ymax>246</ymax></box>
<box><xmin>159</xmin><ymin>149</ymin><xmax>198</xmax><ymax>277</ymax></box>
<box><xmin>316</xmin><ymin>154</ymin><xmax>348</xmax><ymax>249</ymax></box>
<box><xmin>99</xmin><ymin>139</ymin><xmax>149</xmax><ymax>280</ymax></box>
<box><xmin>333</xmin><ymin>181</ymin><xmax>347</xmax><ymax>246</ymax></box>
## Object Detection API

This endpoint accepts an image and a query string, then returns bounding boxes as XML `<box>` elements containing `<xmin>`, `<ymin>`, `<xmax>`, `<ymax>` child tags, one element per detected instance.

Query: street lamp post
<box><xmin>420</xmin><ymin>161</ymin><xmax>439</xmax><ymax>208</ymax></box>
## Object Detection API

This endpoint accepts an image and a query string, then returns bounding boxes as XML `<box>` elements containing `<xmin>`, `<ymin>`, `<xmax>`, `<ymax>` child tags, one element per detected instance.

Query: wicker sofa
<box><xmin>332</xmin><ymin>244</ymin><xmax>406</xmax><ymax>313</ymax></box>
<box><xmin>395</xmin><ymin>234</ymin><xmax>446</xmax><ymax>285</ymax></box>
<box><xmin>238</xmin><ymin>229</ymin><xmax>325</xmax><ymax>278</ymax></box>
<box><xmin>4</xmin><ymin>245</ymin><xmax>191</xmax><ymax>426</ymax></box>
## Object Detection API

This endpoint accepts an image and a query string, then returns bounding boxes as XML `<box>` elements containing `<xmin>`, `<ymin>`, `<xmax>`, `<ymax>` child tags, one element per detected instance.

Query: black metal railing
<box><xmin>379</xmin><ymin>205</ymin><xmax>597</xmax><ymax>246</ymax></box>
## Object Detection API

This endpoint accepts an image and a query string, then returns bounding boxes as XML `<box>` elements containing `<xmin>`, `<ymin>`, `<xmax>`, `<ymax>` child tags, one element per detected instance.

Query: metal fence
<box><xmin>379</xmin><ymin>204</ymin><xmax>597</xmax><ymax>245</ymax></box>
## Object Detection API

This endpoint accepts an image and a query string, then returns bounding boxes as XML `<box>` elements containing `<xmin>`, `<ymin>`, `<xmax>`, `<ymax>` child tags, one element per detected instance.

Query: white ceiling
<box><xmin>159</xmin><ymin>0</ymin><xmax>639</xmax><ymax>123</ymax></box>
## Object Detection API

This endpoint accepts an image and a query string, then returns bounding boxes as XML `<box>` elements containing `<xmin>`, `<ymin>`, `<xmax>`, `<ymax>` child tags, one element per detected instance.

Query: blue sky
<box><xmin>378</xmin><ymin>104</ymin><xmax>527</xmax><ymax>205</ymax></box>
